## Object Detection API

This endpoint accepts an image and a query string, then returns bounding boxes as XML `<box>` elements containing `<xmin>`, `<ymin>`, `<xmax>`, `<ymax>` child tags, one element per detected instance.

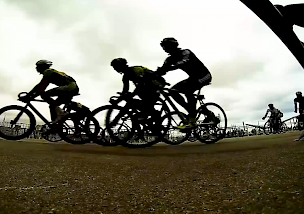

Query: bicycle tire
<box><xmin>58</xmin><ymin>113</ymin><xmax>100</xmax><ymax>144</ymax></box>
<box><xmin>162</xmin><ymin>111</ymin><xmax>191</xmax><ymax>145</ymax></box>
<box><xmin>194</xmin><ymin>102</ymin><xmax>227</xmax><ymax>144</ymax></box>
<box><xmin>263</xmin><ymin>121</ymin><xmax>272</xmax><ymax>134</ymax></box>
<box><xmin>105</xmin><ymin>106</ymin><xmax>137</xmax><ymax>146</ymax></box>
<box><xmin>0</xmin><ymin>105</ymin><xmax>36</xmax><ymax>140</ymax></box>
<box><xmin>91</xmin><ymin>105</ymin><xmax>119</xmax><ymax>146</ymax></box>
<box><xmin>122</xmin><ymin>97</ymin><xmax>171</xmax><ymax>148</ymax></box>
<box><xmin>40</xmin><ymin>124</ymin><xmax>62</xmax><ymax>142</ymax></box>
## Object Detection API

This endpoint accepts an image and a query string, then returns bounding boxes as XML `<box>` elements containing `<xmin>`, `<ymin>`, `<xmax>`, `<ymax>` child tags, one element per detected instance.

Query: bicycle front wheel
<box><xmin>105</xmin><ymin>106</ymin><xmax>136</xmax><ymax>146</ymax></box>
<box><xmin>91</xmin><ymin>105</ymin><xmax>119</xmax><ymax>146</ymax></box>
<box><xmin>0</xmin><ymin>105</ymin><xmax>36</xmax><ymax>140</ymax></box>
<box><xmin>58</xmin><ymin>113</ymin><xmax>100</xmax><ymax>144</ymax></box>
<box><xmin>40</xmin><ymin>124</ymin><xmax>62</xmax><ymax>142</ymax></box>
<box><xmin>162</xmin><ymin>111</ymin><xmax>191</xmax><ymax>145</ymax></box>
<box><xmin>263</xmin><ymin>121</ymin><xmax>271</xmax><ymax>135</ymax></box>
<box><xmin>194</xmin><ymin>102</ymin><xmax>227</xmax><ymax>144</ymax></box>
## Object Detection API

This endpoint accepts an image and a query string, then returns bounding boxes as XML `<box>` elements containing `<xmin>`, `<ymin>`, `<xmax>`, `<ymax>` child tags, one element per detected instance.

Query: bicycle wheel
<box><xmin>162</xmin><ymin>111</ymin><xmax>191</xmax><ymax>145</ymax></box>
<box><xmin>194</xmin><ymin>102</ymin><xmax>227</xmax><ymax>144</ymax></box>
<box><xmin>58</xmin><ymin>113</ymin><xmax>100</xmax><ymax>144</ymax></box>
<box><xmin>40</xmin><ymin>124</ymin><xmax>62</xmax><ymax>142</ymax></box>
<box><xmin>105</xmin><ymin>106</ymin><xmax>136</xmax><ymax>145</ymax></box>
<box><xmin>120</xmin><ymin>98</ymin><xmax>171</xmax><ymax>148</ymax></box>
<box><xmin>119</xmin><ymin>110</ymin><xmax>170</xmax><ymax>148</ymax></box>
<box><xmin>264</xmin><ymin>121</ymin><xmax>272</xmax><ymax>134</ymax></box>
<box><xmin>91</xmin><ymin>105</ymin><xmax>119</xmax><ymax>146</ymax></box>
<box><xmin>0</xmin><ymin>105</ymin><xmax>36</xmax><ymax>140</ymax></box>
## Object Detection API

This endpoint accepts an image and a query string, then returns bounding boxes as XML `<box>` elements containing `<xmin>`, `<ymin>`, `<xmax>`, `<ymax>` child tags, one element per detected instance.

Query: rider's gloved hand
<box><xmin>262</xmin><ymin>117</ymin><xmax>265</xmax><ymax>120</ymax></box>
<box><xmin>18</xmin><ymin>94</ymin><xmax>32</xmax><ymax>102</ymax></box>
<box><xmin>156</xmin><ymin>67</ymin><xmax>168</xmax><ymax>76</ymax></box>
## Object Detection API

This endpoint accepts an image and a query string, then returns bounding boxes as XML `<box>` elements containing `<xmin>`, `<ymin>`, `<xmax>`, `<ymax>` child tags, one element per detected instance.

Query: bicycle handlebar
<box><xmin>17</xmin><ymin>92</ymin><xmax>45</xmax><ymax>103</ymax></box>
<box><xmin>18</xmin><ymin>92</ymin><xmax>28</xmax><ymax>99</ymax></box>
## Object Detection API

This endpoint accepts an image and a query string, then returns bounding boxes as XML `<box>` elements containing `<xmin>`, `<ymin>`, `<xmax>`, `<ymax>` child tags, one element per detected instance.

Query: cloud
<box><xmin>1</xmin><ymin>0</ymin><xmax>304</xmax><ymax>127</ymax></box>
<box><xmin>210</xmin><ymin>55</ymin><xmax>265</xmax><ymax>87</ymax></box>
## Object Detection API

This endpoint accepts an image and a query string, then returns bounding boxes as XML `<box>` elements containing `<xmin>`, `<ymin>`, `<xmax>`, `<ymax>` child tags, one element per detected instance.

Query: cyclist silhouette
<box><xmin>156</xmin><ymin>37</ymin><xmax>212</xmax><ymax>129</ymax></box>
<box><xmin>21</xmin><ymin>60</ymin><xmax>79</xmax><ymax>123</ymax></box>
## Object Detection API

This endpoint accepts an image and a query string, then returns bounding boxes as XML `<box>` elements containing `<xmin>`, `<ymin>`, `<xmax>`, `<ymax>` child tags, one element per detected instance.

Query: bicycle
<box><xmin>0</xmin><ymin>92</ymin><xmax>100</xmax><ymax>144</ymax></box>
<box><xmin>263</xmin><ymin>116</ymin><xmax>287</xmax><ymax>134</ymax></box>
<box><xmin>104</xmin><ymin>84</ymin><xmax>227</xmax><ymax>147</ymax></box>
<box><xmin>93</xmin><ymin>92</ymin><xmax>171</xmax><ymax>148</ymax></box>
<box><xmin>156</xmin><ymin>86</ymin><xmax>227</xmax><ymax>145</ymax></box>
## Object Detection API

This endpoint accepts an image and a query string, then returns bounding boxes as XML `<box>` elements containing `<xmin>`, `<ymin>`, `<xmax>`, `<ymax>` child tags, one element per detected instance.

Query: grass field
<box><xmin>0</xmin><ymin>131</ymin><xmax>303</xmax><ymax>213</ymax></box>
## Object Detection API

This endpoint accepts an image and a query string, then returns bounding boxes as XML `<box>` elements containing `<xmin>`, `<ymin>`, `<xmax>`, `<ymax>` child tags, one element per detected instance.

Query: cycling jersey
<box><xmin>123</xmin><ymin>66</ymin><xmax>153</xmax><ymax>86</ymax></box>
<box><xmin>161</xmin><ymin>48</ymin><xmax>210</xmax><ymax>79</ymax></box>
<box><xmin>265</xmin><ymin>108</ymin><xmax>281</xmax><ymax>118</ymax></box>
<box><xmin>42</xmin><ymin>69</ymin><xmax>76</xmax><ymax>86</ymax></box>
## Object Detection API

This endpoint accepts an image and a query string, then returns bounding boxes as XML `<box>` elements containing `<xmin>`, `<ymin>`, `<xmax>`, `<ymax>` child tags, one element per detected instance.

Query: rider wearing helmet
<box><xmin>294</xmin><ymin>91</ymin><xmax>304</xmax><ymax>131</ymax></box>
<box><xmin>156</xmin><ymin>37</ymin><xmax>212</xmax><ymax>129</ymax></box>
<box><xmin>22</xmin><ymin>60</ymin><xmax>79</xmax><ymax>123</ymax></box>
<box><xmin>262</xmin><ymin>104</ymin><xmax>283</xmax><ymax>134</ymax></box>
<box><xmin>294</xmin><ymin>91</ymin><xmax>304</xmax><ymax>114</ymax></box>
<box><xmin>111</xmin><ymin>58</ymin><xmax>166</xmax><ymax>117</ymax></box>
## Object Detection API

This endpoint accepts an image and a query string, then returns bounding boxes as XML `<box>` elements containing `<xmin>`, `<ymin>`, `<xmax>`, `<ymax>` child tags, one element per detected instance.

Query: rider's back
<box><xmin>164</xmin><ymin>48</ymin><xmax>210</xmax><ymax>79</ymax></box>
<box><xmin>43</xmin><ymin>69</ymin><xmax>76</xmax><ymax>86</ymax></box>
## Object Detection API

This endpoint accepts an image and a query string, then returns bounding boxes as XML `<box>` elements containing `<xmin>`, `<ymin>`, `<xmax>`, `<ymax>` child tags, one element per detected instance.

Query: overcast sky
<box><xmin>0</xmin><ymin>0</ymin><xmax>304</xmax><ymax>127</ymax></box>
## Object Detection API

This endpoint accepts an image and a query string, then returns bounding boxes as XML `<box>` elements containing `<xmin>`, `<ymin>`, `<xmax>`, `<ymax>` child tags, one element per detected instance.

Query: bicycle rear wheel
<box><xmin>40</xmin><ymin>124</ymin><xmax>62</xmax><ymax>142</ymax></box>
<box><xmin>194</xmin><ymin>102</ymin><xmax>227</xmax><ymax>144</ymax></box>
<box><xmin>0</xmin><ymin>105</ymin><xmax>36</xmax><ymax>140</ymax></box>
<box><xmin>58</xmin><ymin>113</ymin><xmax>100</xmax><ymax>144</ymax></box>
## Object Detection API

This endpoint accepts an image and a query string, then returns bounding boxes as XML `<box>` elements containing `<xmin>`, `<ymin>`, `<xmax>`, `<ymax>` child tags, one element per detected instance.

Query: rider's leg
<box><xmin>185</xmin><ymin>92</ymin><xmax>197</xmax><ymax>124</ymax></box>
<box><xmin>137</xmin><ymin>87</ymin><xmax>161</xmax><ymax>119</ymax></box>
<box><xmin>170</xmin><ymin>80</ymin><xmax>190</xmax><ymax>112</ymax></box>
<box><xmin>43</xmin><ymin>83</ymin><xmax>79</xmax><ymax>123</ymax></box>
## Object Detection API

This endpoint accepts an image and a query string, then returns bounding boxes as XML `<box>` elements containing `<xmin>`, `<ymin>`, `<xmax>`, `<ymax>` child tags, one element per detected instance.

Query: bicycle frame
<box><xmin>108</xmin><ymin>87</ymin><xmax>207</xmax><ymax>131</ymax></box>
<box><xmin>158</xmin><ymin>87</ymin><xmax>205</xmax><ymax>124</ymax></box>
<box><xmin>12</xmin><ymin>99</ymin><xmax>52</xmax><ymax>126</ymax></box>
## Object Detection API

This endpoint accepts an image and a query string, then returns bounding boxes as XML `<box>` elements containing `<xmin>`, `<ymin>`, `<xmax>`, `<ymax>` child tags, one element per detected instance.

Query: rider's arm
<box><xmin>121</xmin><ymin>75</ymin><xmax>130</xmax><ymax>94</ymax></box>
<box><xmin>155</xmin><ymin>56</ymin><xmax>177</xmax><ymax>76</ymax></box>
<box><xmin>173</xmin><ymin>49</ymin><xmax>191</xmax><ymax>67</ymax></box>
<box><xmin>263</xmin><ymin>109</ymin><xmax>269</xmax><ymax>119</ymax></box>
<box><xmin>158</xmin><ymin>49</ymin><xmax>192</xmax><ymax>75</ymax></box>
<box><xmin>28</xmin><ymin>78</ymin><xmax>49</xmax><ymax>98</ymax></box>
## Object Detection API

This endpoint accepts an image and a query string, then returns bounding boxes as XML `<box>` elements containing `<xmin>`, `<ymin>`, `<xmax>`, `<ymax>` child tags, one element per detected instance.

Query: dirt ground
<box><xmin>0</xmin><ymin>131</ymin><xmax>303</xmax><ymax>213</ymax></box>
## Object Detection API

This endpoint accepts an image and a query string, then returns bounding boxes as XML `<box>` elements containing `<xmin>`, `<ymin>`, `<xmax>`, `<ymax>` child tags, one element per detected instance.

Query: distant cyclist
<box><xmin>20</xmin><ymin>60</ymin><xmax>79</xmax><ymax>123</ymax></box>
<box><xmin>110</xmin><ymin>58</ymin><xmax>166</xmax><ymax>118</ymax></box>
<box><xmin>262</xmin><ymin>104</ymin><xmax>283</xmax><ymax>134</ymax></box>
<box><xmin>294</xmin><ymin>91</ymin><xmax>304</xmax><ymax>129</ymax></box>
<box><xmin>156</xmin><ymin>37</ymin><xmax>212</xmax><ymax>129</ymax></box>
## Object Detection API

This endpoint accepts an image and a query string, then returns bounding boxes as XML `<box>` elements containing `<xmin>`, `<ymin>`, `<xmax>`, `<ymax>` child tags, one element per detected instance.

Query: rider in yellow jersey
<box><xmin>110</xmin><ymin>58</ymin><xmax>166</xmax><ymax>118</ymax></box>
<box><xmin>21</xmin><ymin>60</ymin><xmax>79</xmax><ymax>123</ymax></box>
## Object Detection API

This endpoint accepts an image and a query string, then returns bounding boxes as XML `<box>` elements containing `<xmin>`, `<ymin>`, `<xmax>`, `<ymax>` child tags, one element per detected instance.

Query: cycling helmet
<box><xmin>268</xmin><ymin>104</ymin><xmax>274</xmax><ymax>107</ymax></box>
<box><xmin>296</xmin><ymin>91</ymin><xmax>302</xmax><ymax>96</ymax></box>
<box><xmin>36</xmin><ymin>60</ymin><xmax>53</xmax><ymax>68</ymax></box>
<box><xmin>160</xmin><ymin>37</ymin><xmax>179</xmax><ymax>48</ymax></box>
<box><xmin>110</xmin><ymin>58</ymin><xmax>127</xmax><ymax>67</ymax></box>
